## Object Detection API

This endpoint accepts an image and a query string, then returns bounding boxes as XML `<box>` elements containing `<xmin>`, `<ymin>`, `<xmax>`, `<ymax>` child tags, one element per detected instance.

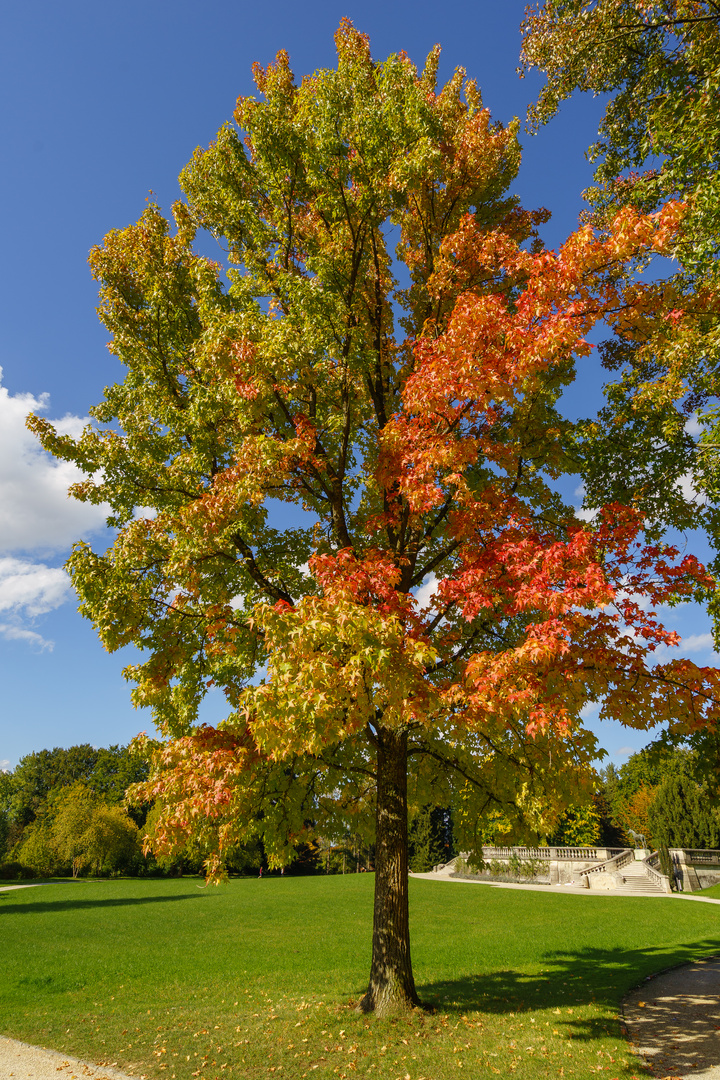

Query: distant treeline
<box><xmin>0</xmin><ymin>743</ymin><xmax>450</xmax><ymax>879</ymax></box>
<box><xmin>540</xmin><ymin>739</ymin><xmax>720</xmax><ymax>852</ymax></box>
<box><xmin>2</xmin><ymin>737</ymin><xmax>716</xmax><ymax>881</ymax></box>
<box><xmin>0</xmin><ymin>744</ymin><xmax>149</xmax><ymax>879</ymax></box>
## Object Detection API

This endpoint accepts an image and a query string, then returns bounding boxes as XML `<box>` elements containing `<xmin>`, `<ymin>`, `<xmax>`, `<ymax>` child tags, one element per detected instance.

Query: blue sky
<box><xmin>1</xmin><ymin>0</ymin><xmax>715</xmax><ymax>769</ymax></box>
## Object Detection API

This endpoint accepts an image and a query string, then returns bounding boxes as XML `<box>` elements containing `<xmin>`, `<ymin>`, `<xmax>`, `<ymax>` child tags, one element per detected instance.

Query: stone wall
<box><xmin>670</xmin><ymin>850</ymin><xmax>720</xmax><ymax>892</ymax></box>
<box><xmin>439</xmin><ymin>847</ymin><xmax>720</xmax><ymax>892</ymax></box>
<box><xmin>447</xmin><ymin>847</ymin><xmax>621</xmax><ymax>887</ymax></box>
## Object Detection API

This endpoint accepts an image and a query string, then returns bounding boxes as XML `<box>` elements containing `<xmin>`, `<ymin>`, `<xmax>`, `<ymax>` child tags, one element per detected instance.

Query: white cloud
<box><xmin>650</xmin><ymin>630</ymin><xmax>720</xmax><ymax>666</ymax></box>
<box><xmin>0</xmin><ymin>557</ymin><xmax>70</xmax><ymax>616</ymax></box>
<box><xmin>0</xmin><ymin>370</ymin><xmax>113</xmax><ymax>650</ymax></box>
<box><xmin>580</xmin><ymin>701</ymin><xmax>600</xmax><ymax>721</ymax></box>
<box><xmin>685</xmin><ymin>414</ymin><xmax>702</xmax><ymax>438</ymax></box>
<box><xmin>0</xmin><ymin>623</ymin><xmax>54</xmax><ymax>651</ymax></box>
<box><xmin>0</xmin><ymin>759</ymin><xmax>10</xmax><ymax>771</ymax></box>
<box><xmin>613</xmin><ymin>745</ymin><xmax>636</xmax><ymax>760</ymax></box>
<box><xmin>0</xmin><ymin>367</ymin><xmax>109</xmax><ymax>554</ymax></box>
<box><xmin>572</xmin><ymin>483</ymin><xmax>598</xmax><ymax>522</ymax></box>
<box><xmin>680</xmin><ymin>632</ymin><xmax>716</xmax><ymax>652</ymax></box>
<box><xmin>0</xmin><ymin>558</ymin><xmax>71</xmax><ymax>651</ymax></box>
<box><xmin>676</xmin><ymin>470</ymin><xmax>707</xmax><ymax>507</ymax></box>
<box><xmin>414</xmin><ymin>574</ymin><xmax>439</xmax><ymax>609</ymax></box>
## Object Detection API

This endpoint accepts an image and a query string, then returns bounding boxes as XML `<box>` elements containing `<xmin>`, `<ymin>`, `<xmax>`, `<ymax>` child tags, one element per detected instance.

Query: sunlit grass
<box><xmin>2</xmin><ymin>876</ymin><xmax>718</xmax><ymax>1079</ymax></box>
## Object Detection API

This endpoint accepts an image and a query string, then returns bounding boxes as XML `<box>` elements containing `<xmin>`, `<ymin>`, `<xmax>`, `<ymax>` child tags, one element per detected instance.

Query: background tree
<box><xmin>0</xmin><ymin>770</ymin><xmax>12</xmax><ymax>862</ymax></box>
<box><xmin>617</xmin><ymin>784</ymin><xmax>658</xmax><ymax>844</ymax></box>
<box><xmin>408</xmin><ymin>806</ymin><xmax>453</xmax><ymax>872</ymax></box>
<box><xmin>82</xmin><ymin>803</ymin><xmax>140</xmax><ymax>875</ymax></box>
<box><xmin>16</xmin><ymin>820</ymin><xmax>60</xmax><ymax>878</ymax></box>
<box><xmin>548</xmin><ymin>800</ymin><xmax>602</xmax><ymax>846</ymax></box>
<box><xmin>595</xmin><ymin>741</ymin><xmax>720</xmax><ymax>845</ymax></box>
<box><xmin>521</xmin><ymin>2</ymin><xmax>720</xmax><ymax>610</ymax></box>
<box><xmin>9</xmin><ymin>745</ymin><xmax>99</xmax><ymax>828</ymax></box>
<box><xmin>51</xmin><ymin>782</ymin><xmax>98</xmax><ymax>877</ymax></box>
<box><xmin>1</xmin><ymin>744</ymin><xmax>149</xmax><ymax>874</ymax></box>
<box><xmin>6</xmin><ymin>744</ymin><xmax>149</xmax><ymax>832</ymax></box>
<box><xmin>34</xmin><ymin>23</ymin><xmax>720</xmax><ymax>1015</ymax></box>
<box><xmin>648</xmin><ymin>770</ymin><xmax>720</xmax><ymax>848</ymax></box>
<box><xmin>16</xmin><ymin>783</ymin><xmax>142</xmax><ymax>878</ymax></box>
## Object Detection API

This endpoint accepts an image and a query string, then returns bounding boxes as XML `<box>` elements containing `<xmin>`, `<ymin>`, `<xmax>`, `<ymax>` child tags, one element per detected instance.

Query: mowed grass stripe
<box><xmin>2</xmin><ymin>875</ymin><xmax>718</xmax><ymax>1079</ymax></box>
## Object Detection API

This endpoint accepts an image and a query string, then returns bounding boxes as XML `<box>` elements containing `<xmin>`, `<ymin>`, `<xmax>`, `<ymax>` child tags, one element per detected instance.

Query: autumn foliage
<box><xmin>32</xmin><ymin>22</ymin><xmax>720</xmax><ymax>1013</ymax></box>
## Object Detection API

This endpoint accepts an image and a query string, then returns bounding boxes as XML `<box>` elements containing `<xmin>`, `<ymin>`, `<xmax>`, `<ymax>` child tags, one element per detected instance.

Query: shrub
<box><xmin>0</xmin><ymin>860</ymin><xmax>36</xmax><ymax>880</ymax></box>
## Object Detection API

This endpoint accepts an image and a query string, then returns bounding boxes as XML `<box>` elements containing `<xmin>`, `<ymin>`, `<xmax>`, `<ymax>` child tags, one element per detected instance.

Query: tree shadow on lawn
<box><xmin>0</xmin><ymin>892</ymin><xmax>203</xmax><ymax>916</ymax></box>
<box><xmin>418</xmin><ymin>938</ymin><xmax>720</xmax><ymax>1038</ymax></box>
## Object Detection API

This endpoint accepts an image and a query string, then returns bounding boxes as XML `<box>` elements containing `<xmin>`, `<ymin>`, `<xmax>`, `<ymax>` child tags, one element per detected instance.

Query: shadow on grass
<box><xmin>0</xmin><ymin>892</ymin><xmax>203</xmax><ymax>915</ymax></box>
<box><xmin>418</xmin><ymin>938</ymin><xmax>720</xmax><ymax>1036</ymax></box>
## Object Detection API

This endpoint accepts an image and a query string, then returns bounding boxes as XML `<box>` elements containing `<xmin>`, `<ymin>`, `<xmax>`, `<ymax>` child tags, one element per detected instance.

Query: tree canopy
<box><xmin>6</xmin><ymin>743</ymin><xmax>148</xmax><ymax>829</ymax></box>
<box><xmin>32</xmin><ymin>21</ymin><xmax>720</xmax><ymax>1014</ymax></box>
<box><xmin>521</xmin><ymin>2</ymin><xmax>720</xmax><ymax>583</ymax></box>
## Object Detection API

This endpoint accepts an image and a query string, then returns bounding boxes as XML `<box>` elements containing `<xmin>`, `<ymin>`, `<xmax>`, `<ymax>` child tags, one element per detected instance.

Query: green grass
<box><xmin>699</xmin><ymin>882</ymin><xmax>720</xmax><ymax>898</ymax></box>
<box><xmin>2</xmin><ymin>876</ymin><xmax>719</xmax><ymax>1080</ymax></box>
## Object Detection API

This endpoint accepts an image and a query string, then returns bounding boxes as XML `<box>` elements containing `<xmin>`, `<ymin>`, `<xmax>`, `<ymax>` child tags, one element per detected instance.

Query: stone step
<box><xmin>615</xmin><ymin>874</ymin><xmax>666</xmax><ymax>893</ymax></box>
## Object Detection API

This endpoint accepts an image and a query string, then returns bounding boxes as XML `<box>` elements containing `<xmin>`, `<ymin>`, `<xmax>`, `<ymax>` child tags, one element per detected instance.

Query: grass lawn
<box><xmin>2</xmin><ymin>876</ymin><xmax>719</xmax><ymax>1080</ymax></box>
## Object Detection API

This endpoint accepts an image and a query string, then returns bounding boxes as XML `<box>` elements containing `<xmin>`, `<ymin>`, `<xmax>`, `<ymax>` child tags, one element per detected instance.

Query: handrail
<box><xmin>481</xmin><ymin>846</ymin><xmax>624</xmax><ymax>862</ymax></box>
<box><xmin>643</xmin><ymin>851</ymin><xmax>672</xmax><ymax>893</ymax></box>
<box><xmin>580</xmin><ymin>849</ymin><xmax>634</xmax><ymax>879</ymax></box>
<box><xmin>679</xmin><ymin>849</ymin><xmax>720</xmax><ymax>864</ymax></box>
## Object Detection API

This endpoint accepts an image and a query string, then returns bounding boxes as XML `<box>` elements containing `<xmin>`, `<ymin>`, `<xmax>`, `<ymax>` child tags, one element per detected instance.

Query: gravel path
<box><xmin>0</xmin><ymin>1036</ymin><xmax>140</xmax><ymax>1080</ymax></box>
<box><xmin>623</xmin><ymin>958</ymin><xmax>720</xmax><ymax>1079</ymax></box>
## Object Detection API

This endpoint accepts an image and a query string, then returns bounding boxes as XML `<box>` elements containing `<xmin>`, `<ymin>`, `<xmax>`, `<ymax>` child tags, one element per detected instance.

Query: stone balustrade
<box><xmin>435</xmin><ymin>846</ymin><xmax>719</xmax><ymax>892</ymax></box>
<box><xmin>481</xmin><ymin>845</ymin><xmax>625</xmax><ymax>862</ymax></box>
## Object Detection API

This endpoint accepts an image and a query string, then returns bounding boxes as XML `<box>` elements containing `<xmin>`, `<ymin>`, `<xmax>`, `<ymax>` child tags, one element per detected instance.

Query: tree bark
<box><xmin>358</xmin><ymin>726</ymin><xmax>420</xmax><ymax>1016</ymax></box>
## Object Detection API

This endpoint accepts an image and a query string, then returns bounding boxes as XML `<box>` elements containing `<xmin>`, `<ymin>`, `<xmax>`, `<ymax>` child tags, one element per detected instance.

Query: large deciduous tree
<box><xmin>33</xmin><ymin>23</ymin><xmax>720</xmax><ymax>1014</ymax></box>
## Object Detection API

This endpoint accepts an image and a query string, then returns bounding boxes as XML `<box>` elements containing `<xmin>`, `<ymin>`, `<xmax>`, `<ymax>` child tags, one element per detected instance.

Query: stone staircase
<box><xmin>614</xmin><ymin>860</ymin><xmax>667</xmax><ymax>894</ymax></box>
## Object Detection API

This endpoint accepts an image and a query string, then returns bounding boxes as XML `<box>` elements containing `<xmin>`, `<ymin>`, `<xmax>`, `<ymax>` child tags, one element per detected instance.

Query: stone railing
<box><xmin>481</xmin><ymin>846</ymin><xmax>624</xmax><ymax>862</ymax></box>
<box><xmin>579</xmin><ymin>848</ymin><xmax>634</xmax><ymax>885</ymax></box>
<box><xmin>682</xmin><ymin>849</ymin><xmax>720</xmax><ymax>865</ymax></box>
<box><xmin>643</xmin><ymin>851</ymin><xmax>673</xmax><ymax>893</ymax></box>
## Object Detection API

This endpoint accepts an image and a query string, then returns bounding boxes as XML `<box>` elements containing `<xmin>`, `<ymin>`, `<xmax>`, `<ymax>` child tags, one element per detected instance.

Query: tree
<box><xmin>549</xmin><ymin>800</ymin><xmax>601</xmax><ymax>846</ymax></box>
<box><xmin>17</xmin><ymin>820</ymin><xmax>60</xmax><ymax>878</ymax></box>
<box><xmin>7</xmin><ymin>743</ymin><xmax>149</xmax><ymax>829</ymax></box>
<box><xmin>0</xmin><ymin>770</ymin><xmax>12</xmax><ymax>861</ymax></box>
<box><xmin>10</xmin><ymin>745</ymin><xmax>99</xmax><ymax>827</ymax></box>
<box><xmin>521</xmin><ymin>0</ymin><xmax>720</xmax><ymax>252</ymax></box>
<box><xmin>42</xmin><ymin>784</ymin><xmax>142</xmax><ymax>877</ymax></box>
<box><xmin>52</xmin><ymin>783</ymin><xmax>98</xmax><ymax>877</ymax></box>
<box><xmin>594</xmin><ymin>741</ymin><xmax>720</xmax><ymax>844</ymax></box>
<box><xmin>617</xmin><ymin>783</ymin><xmax>658</xmax><ymax>844</ymax></box>
<box><xmin>33</xmin><ymin>23</ymin><xmax>720</xmax><ymax>1015</ymax></box>
<box><xmin>520</xmin><ymin>2</ymin><xmax>720</xmax><ymax>589</ymax></box>
<box><xmin>408</xmin><ymin>806</ymin><xmax>452</xmax><ymax>872</ymax></box>
<box><xmin>648</xmin><ymin>770</ymin><xmax>720</xmax><ymax>848</ymax></box>
<box><xmin>82</xmin><ymin>804</ymin><xmax>140</xmax><ymax>875</ymax></box>
<box><xmin>91</xmin><ymin>745</ymin><xmax>150</xmax><ymax>811</ymax></box>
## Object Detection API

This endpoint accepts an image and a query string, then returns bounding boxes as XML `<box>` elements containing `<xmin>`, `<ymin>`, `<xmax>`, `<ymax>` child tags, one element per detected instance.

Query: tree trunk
<box><xmin>358</xmin><ymin>726</ymin><xmax>420</xmax><ymax>1016</ymax></box>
